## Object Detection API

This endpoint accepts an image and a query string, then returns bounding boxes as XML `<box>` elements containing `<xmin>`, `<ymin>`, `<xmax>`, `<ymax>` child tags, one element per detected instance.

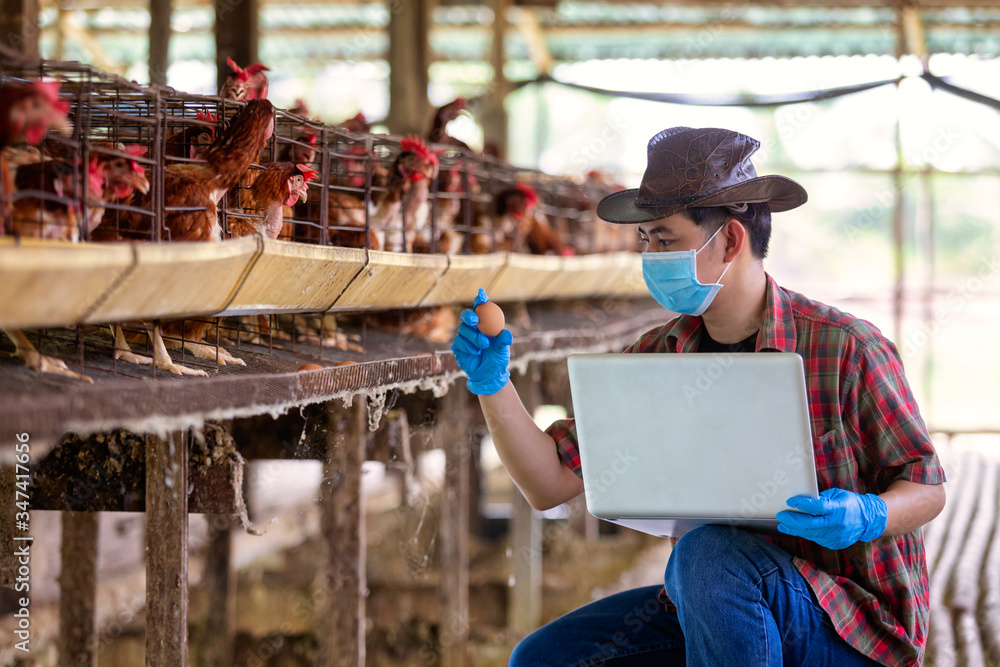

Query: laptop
<box><xmin>566</xmin><ymin>352</ymin><xmax>819</xmax><ymax>537</ymax></box>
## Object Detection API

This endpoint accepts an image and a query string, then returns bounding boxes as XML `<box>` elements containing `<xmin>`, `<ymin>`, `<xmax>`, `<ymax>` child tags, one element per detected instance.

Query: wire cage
<box><xmin>0</xmin><ymin>55</ymin><xmax>634</xmax><ymax>382</ymax></box>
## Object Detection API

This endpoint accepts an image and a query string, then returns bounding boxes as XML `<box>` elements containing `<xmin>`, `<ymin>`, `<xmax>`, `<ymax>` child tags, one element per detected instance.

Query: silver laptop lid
<box><xmin>566</xmin><ymin>353</ymin><xmax>818</xmax><ymax>524</ymax></box>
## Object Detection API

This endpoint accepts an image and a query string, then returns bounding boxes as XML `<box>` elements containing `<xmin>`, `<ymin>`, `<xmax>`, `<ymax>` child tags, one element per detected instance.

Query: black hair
<box><xmin>683</xmin><ymin>202</ymin><xmax>772</xmax><ymax>259</ymax></box>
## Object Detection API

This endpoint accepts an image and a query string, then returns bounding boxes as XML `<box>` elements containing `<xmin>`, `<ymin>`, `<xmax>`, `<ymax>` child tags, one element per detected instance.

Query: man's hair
<box><xmin>683</xmin><ymin>202</ymin><xmax>772</xmax><ymax>259</ymax></box>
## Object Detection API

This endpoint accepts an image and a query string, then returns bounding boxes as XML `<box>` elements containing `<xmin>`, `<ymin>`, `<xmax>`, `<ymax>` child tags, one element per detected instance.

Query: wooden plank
<box><xmin>59</xmin><ymin>511</ymin><xmax>99</xmax><ymax>667</ymax></box>
<box><xmin>149</xmin><ymin>0</ymin><xmax>172</xmax><ymax>86</ymax></box>
<box><xmin>439</xmin><ymin>387</ymin><xmax>469</xmax><ymax>667</ymax></box>
<box><xmin>317</xmin><ymin>398</ymin><xmax>366</xmax><ymax>667</ymax></box>
<box><xmin>199</xmin><ymin>515</ymin><xmax>235</xmax><ymax>667</ymax></box>
<box><xmin>145</xmin><ymin>431</ymin><xmax>189</xmax><ymax>667</ymax></box>
<box><xmin>509</xmin><ymin>363</ymin><xmax>542</xmax><ymax>633</ymax></box>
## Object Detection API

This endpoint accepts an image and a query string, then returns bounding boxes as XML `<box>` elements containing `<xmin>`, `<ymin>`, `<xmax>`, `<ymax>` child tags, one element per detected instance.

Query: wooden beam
<box><xmin>386</xmin><ymin>0</ymin><xmax>432</xmax><ymax>136</ymax></box>
<box><xmin>145</xmin><ymin>432</ymin><xmax>189</xmax><ymax>667</ymax></box>
<box><xmin>198</xmin><ymin>515</ymin><xmax>235</xmax><ymax>667</ymax></box>
<box><xmin>0</xmin><ymin>0</ymin><xmax>38</xmax><ymax>59</ymax></box>
<box><xmin>439</xmin><ymin>387</ymin><xmax>470</xmax><ymax>667</ymax></box>
<box><xmin>214</xmin><ymin>0</ymin><xmax>259</xmax><ymax>94</ymax></box>
<box><xmin>149</xmin><ymin>0</ymin><xmax>172</xmax><ymax>86</ymax></box>
<box><xmin>508</xmin><ymin>364</ymin><xmax>542</xmax><ymax>633</ymax></box>
<box><xmin>317</xmin><ymin>397</ymin><xmax>367</xmax><ymax>667</ymax></box>
<box><xmin>59</xmin><ymin>512</ymin><xmax>99</xmax><ymax>667</ymax></box>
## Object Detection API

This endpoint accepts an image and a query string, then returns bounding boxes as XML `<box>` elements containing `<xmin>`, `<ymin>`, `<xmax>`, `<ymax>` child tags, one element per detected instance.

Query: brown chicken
<box><xmin>228</xmin><ymin>162</ymin><xmax>315</xmax><ymax>240</ymax></box>
<box><xmin>412</xmin><ymin>159</ymin><xmax>478</xmax><ymax>254</ymax></box>
<box><xmin>380</xmin><ymin>135</ymin><xmax>438</xmax><ymax>252</ymax></box>
<box><xmin>3</xmin><ymin>157</ymin><xmax>102</xmax><ymax>382</ymax></box>
<box><xmin>219</xmin><ymin>57</ymin><xmax>270</xmax><ymax>101</ymax></box>
<box><xmin>482</xmin><ymin>183</ymin><xmax>565</xmax><ymax>255</ymax></box>
<box><xmin>104</xmin><ymin>99</ymin><xmax>276</xmax><ymax>376</ymax></box>
<box><xmin>0</xmin><ymin>80</ymin><xmax>71</xmax><ymax>234</ymax></box>
<box><xmin>288</xmin><ymin>98</ymin><xmax>311</xmax><ymax>119</ymax></box>
<box><xmin>88</xmin><ymin>143</ymin><xmax>151</xmax><ymax>237</ymax></box>
<box><xmin>227</xmin><ymin>162</ymin><xmax>315</xmax><ymax>345</ymax></box>
<box><xmin>320</xmin><ymin>135</ymin><xmax>437</xmax><ymax>251</ymax></box>
<box><xmin>427</xmin><ymin>97</ymin><xmax>471</xmax><ymax>151</ymax></box>
<box><xmin>0</xmin><ymin>82</ymin><xmax>92</xmax><ymax>382</ymax></box>
<box><xmin>165</xmin><ymin>111</ymin><xmax>217</xmax><ymax>161</ymax></box>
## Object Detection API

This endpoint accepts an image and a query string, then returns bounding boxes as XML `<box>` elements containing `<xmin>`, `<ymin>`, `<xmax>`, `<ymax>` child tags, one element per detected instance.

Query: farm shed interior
<box><xmin>2</xmin><ymin>0</ymin><xmax>1000</xmax><ymax>665</ymax></box>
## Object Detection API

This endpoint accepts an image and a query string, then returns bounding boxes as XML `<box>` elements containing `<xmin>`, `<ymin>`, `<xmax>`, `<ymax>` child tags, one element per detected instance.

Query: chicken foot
<box><xmin>174</xmin><ymin>340</ymin><xmax>247</xmax><ymax>366</ymax></box>
<box><xmin>3</xmin><ymin>328</ymin><xmax>94</xmax><ymax>383</ymax></box>
<box><xmin>109</xmin><ymin>324</ymin><xmax>209</xmax><ymax>376</ymax></box>
<box><xmin>110</xmin><ymin>324</ymin><xmax>153</xmax><ymax>366</ymax></box>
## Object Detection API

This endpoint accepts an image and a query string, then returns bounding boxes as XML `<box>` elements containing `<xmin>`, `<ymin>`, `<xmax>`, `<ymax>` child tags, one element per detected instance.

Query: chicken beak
<box><xmin>297</xmin><ymin>184</ymin><xmax>309</xmax><ymax>204</ymax></box>
<box><xmin>129</xmin><ymin>172</ymin><xmax>151</xmax><ymax>195</ymax></box>
<box><xmin>49</xmin><ymin>114</ymin><xmax>72</xmax><ymax>137</ymax></box>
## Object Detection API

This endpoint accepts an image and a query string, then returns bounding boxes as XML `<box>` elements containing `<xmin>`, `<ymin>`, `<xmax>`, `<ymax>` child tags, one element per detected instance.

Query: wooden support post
<box><xmin>317</xmin><ymin>398</ymin><xmax>367</xmax><ymax>667</ymax></box>
<box><xmin>439</xmin><ymin>388</ymin><xmax>469</xmax><ymax>667</ymax></box>
<box><xmin>481</xmin><ymin>0</ymin><xmax>510</xmax><ymax>156</ymax></box>
<box><xmin>149</xmin><ymin>0</ymin><xmax>172</xmax><ymax>86</ymax></box>
<box><xmin>214</xmin><ymin>0</ymin><xmax>259</xmax><ymax>94</ymax></box>
<box><xmin>386</xmin><ymin>0</ymin><xmax>431</xmax><ymax>136</ymax></box>
<box><xmin>199</xmin><ymin>515</ymin><xmax>235</xmax><ymax>667</ymax></box>
<box><xmin>145</xmin><ymin>432</ymin><xmax>189</xmax><ymax>667</ymax></box>
<box><xmin>509</xmin><ymin>364</ymin><xmax>543</xmax><ymax>633</ymax></box>
<box><xmin>59</xmin><ymin>512</ymin><xmax>99</xmax><ymax>667</ymax></box>
<box><xmin>0</xmin><ymin>0</ymin><xmax>39</xmax><ymax>60</ymax></box>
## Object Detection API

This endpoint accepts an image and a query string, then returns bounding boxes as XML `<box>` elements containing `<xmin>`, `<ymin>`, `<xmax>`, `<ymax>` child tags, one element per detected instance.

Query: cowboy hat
<box><xmin>596</xmin><ymin>127</ymin><xmax>808</xmax><ymax>224</ymax></box>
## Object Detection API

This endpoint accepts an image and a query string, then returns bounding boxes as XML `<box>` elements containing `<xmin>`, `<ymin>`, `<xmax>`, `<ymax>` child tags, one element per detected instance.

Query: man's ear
<box><xmin>722</xmin><ymin>219</ymin><xmax>746</xmax><ymax>262</ymax></box>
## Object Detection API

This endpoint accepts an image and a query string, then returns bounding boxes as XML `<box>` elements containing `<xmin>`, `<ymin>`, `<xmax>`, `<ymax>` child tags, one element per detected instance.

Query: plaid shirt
<box><xmin>546</xmin><ymin>274</ymin><xmax>945</xmax><ymax>667</ymax></box>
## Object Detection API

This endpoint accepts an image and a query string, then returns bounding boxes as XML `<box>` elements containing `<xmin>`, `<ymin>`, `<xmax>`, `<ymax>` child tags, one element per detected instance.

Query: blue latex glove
<box><xmin>776</xmin><ymin>488</ymin><xmax>888</xmax><ymax>550</ymax></box>
<box><xmin>450</xmin><ymin>288</ymin><xmax>513</xmax><ymax>395</ymax></box>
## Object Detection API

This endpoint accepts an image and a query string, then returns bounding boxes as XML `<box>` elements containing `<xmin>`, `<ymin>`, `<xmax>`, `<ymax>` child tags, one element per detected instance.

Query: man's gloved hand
<box><xmin>450</xmin><ymin>288</ymin><xmax>513</xmax><ymax>395</ymax></box>
<box><xmin>776</xmin><ymin>488</ymin><xmax>888</xmax><ymax>550</ymax></box>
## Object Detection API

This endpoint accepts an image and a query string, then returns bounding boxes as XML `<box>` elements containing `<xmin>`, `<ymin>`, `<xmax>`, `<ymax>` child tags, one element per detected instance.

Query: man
<box><xmin>450</xmin><ymin>127</ymin><xmax>946</xmax><ymax>666</ymax></box>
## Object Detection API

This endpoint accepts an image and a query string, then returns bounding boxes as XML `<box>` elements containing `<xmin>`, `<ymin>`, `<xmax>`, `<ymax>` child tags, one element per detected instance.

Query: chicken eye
<box><xmin>293</xmin><ymin>176</ymin><xmax>303</xmax><ymax>185</ymax></box>
<box><xmin>198</xmin><ymin>133</ymin><xmax>211</xmax><ymax>144</ymax></box>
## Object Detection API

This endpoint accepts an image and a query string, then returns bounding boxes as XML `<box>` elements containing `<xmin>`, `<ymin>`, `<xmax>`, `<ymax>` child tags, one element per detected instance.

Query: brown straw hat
<box><xmin>596</xmin><ymin>127</ymin><xmax>808</xmax><ymax>224</ymax></box>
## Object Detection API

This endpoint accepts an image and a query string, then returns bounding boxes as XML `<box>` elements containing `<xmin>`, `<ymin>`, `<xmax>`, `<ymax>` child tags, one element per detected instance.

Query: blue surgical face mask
<box><xmin>641</xmin><ymin>224</ymin><xmax>732</xmax><ymax>316</ymax></box>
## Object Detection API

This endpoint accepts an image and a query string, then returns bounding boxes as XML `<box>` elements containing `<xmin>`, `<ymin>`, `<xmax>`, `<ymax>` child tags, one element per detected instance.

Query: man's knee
<box><xmin>665</xmin><ymin>526</ymin><xmax>753</xmax><ymax>598</ymax></box>
<box><xmin>508</xmin><ymin>630</ymin><xmax>548</xmax><ymax>667</ymax></box>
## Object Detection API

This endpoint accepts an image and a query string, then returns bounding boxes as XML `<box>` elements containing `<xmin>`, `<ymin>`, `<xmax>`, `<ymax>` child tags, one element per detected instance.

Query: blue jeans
<box><xmin>509</xmin><ymin>526</ymin><xmax>882</xmax><ymax>666</ymax></box>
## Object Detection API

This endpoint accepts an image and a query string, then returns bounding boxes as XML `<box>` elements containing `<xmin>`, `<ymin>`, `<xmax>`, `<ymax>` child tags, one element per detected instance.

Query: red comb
<box><xmin>296</xmin><ymin>164</ymin><xmax>318</xmax><ymax>181</ymax></box>
<box><xmin>196</xmin><ymin>110</ymin><xmax>218</xmax><ymax>123</ymax></box>
<box><xmin>31</xmin><ymin>81</ymin><xmax>61</xmax><ymax>103</ymax></box>
<box><xmin>401</xmin><ymin>134</ymin><xmax>434</xmax><ymax>164</ymax></box>
<box><xmin>125</xmin><ymin>144</ymin><xmax>147</xmax><ymax>173</ymax></box>
<box><xmin>516</xmin><ymin>183</ymin><xmax>539</xmax><ymax>207</ymax></box>
<box><xmin>245</xmin><ymin>63</ymin><xmax>270</xmax><ymax>75</ymax></box>
<box><xmin>305</xmin><ymin>132</ymin><xmax>318</xmax><ymax>145</ymax></box>
<box><xmin>226</xmin><ymin>57</ymin><xmax>249</xmax><ymax>82</ymax></box>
